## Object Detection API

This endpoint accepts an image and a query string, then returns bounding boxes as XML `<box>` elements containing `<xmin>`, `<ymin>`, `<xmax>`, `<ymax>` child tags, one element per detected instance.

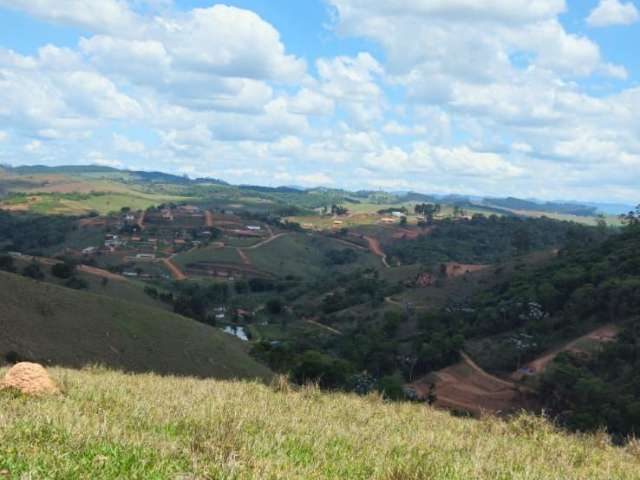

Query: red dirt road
<box><xmin>364</xmin><ymin>236</ymin><xmax>390</xmax><ymax>268</ymax></box>
<box><xmin>204</xmin><ymin>210</ymin><xmax>214</xmax><ymax>228</ymax></box>
<box><xmin>77</xmin><ymin>265</ymin><xmax>127</xmax><ymax>282</ymax></box>
<box><xmin>20</xmin><ymin>255</ymin><xmax>127</xmax><ymax>282</ymax></box>
<box><xmin>246</xmin><ymin>233</ymin><xmax>287</xmax><ymax>250</ymax></box>
<box><xmin>236</xmin><ymin>248</ymin><xmax>252</xmax><ymax>265</ymax></box>
<box><xmin>512</xmin><ymin>324</ymin><xmax>620</xmax><ymax>379</ymax></box>
<box><xmin>163</xmin><ymin>258</ymin><xmax>187</xmax><ymax>281</ymax></box>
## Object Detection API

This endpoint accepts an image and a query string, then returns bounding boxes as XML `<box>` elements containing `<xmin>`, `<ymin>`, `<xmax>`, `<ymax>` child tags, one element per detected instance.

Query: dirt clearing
<box><xmin>445</xmin><ymin>263</ymin><xmax>489</xmax><ymax>278</ymax></box>
<box><xmin>411</xmin><ymin>352</ymin><xmax>535</xmax><ymax>416</ymax></box>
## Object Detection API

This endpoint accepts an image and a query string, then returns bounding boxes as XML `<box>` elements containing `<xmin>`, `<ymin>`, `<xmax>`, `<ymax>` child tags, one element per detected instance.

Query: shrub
<box><xmin>4</xmin><ymin>351</ymin><xmax>23</xmax><ymax>364</ymax></box>
<box><xmin>51</xmin><ymin>262</ymin><xmax>76</xmax><ymax>279</ymax></box>
<box><xmin>0</xmin><ymin>255</ymin><xmax>16</xmax><ymax>273</ymax></box>
<box><xmin>22</xmin><ymin>263</ymin><xmax>44</xmax><ymax>281</ymax></box>
<box><xmin>65</xmin><ymin>277</ymin><xmax>88</xmax><ymax>290</ymax></box>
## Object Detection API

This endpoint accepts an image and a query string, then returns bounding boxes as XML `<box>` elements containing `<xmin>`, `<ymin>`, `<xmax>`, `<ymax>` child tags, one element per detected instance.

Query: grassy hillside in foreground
<box><xmin>1</xmin><ymin>367</ymin><xmax>639</xmax><ymax>479</ymax></box>
<box><xmin>0</xmin><ymin>272</ymin><xmax>271</xmax><ymax>381</ymax></box>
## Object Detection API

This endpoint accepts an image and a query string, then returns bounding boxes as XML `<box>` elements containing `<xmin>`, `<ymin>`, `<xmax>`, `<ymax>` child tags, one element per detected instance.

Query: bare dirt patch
<box><xmin>445</xmin><ymin>263</ymin><xmax>489</xmax><ymax>278</ymax></box>
<box><xmin>411</xmin><ymin>352</ymin><xmax>536</xmax><ymax>416</ymax></box>
<box><xmin>78</xmin><ymin>217</ymin><xmax>107</xmax><ymax>228</ymax></box>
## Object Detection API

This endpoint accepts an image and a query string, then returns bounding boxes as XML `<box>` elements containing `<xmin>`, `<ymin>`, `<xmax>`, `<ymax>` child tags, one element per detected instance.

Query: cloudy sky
<box><xmin>0</xmin><ymin>0</ymin><xmax>639</xmax><ymax>202</ymax></box>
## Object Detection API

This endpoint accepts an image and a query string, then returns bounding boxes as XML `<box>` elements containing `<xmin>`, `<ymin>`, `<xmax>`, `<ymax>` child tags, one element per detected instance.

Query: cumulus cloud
<box><xmin>0</xmin><ymin>0</ymin><xmax>139</xmax><ymax>33</ymax></box>
<box><xmin>113</xmin><ymin>133</ymin><xmax>145</xmax><ymax>154</ymax></box>
<box><xmin>587</xmin><ymin>0</ymin><xmax>640</xmax><ymax>27</ymax></box>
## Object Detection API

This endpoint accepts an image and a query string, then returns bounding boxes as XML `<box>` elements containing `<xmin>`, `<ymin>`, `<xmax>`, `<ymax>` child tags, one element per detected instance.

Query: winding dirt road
<box><xmin>204</xmin><ymin>210</ymin><xmax>214</xmax><ymax>228</ymax></box>
<box><xmin>245</xmin><ymin>233</ymin><xmax>288</xmax><ymax>250</ymax></box>
<box><xmin>512</xmin><ymin>324</ymin><xmax>619</xmax><ymax>378</ymax></box>
<box><xmin>162</xmin><ymin>257</ymin><xmax>187</xmax><ymax>281</ymax></box>
<box><xmin>18</xmin><ymin>255</ymin><xmax>127</xmax><ymax>282</ymax></box>
<box><xmin>364</xmin><ymin>236</ymin><xmax>390</xmax><ymax>268</ymax></box>
<box><xmin>306</xmin><ymin>319</ymin><xmax>343</xmax><ymax>335</ymax></box>
<box><xmin>137</xmin><ymin>211</ymin><xmax>146</xmax><ymax>231</ymax></box>
<box><xmin>236</xmin><ymin>248</ymin><xmax>252</xmax><ymax>265</ymax></box>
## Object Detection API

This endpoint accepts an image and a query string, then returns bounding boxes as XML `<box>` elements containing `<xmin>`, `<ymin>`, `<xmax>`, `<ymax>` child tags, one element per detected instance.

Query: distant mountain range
<box><xmin>1</xmin><ymin>164</ymin><xmax>635</xmax><ymax>216</ymax></box>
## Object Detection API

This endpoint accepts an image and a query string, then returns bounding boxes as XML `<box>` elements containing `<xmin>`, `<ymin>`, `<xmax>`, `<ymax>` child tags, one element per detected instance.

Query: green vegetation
<box><xmin>459</xmin><ymin>211</ymin><xmax>640</xmax><ymax>436</ymax></box>
<box><xmin>387</xmin><ymin>215</ymin><xmax>597</xmax><ymax>266</ymax></box>
<box><xmin>0</xmin><ymin>211</ymin><xmax>76</xmax><ymax>253</ymax></box>
<box><xmin>0</xmin><ymin>271</ymin><xmax>271</xmax><ymax>380</ymax></box>
<box><xmin>1</xmin><ymin>367</ymin><xmax>639</xmax><ymax>479</ymax></box>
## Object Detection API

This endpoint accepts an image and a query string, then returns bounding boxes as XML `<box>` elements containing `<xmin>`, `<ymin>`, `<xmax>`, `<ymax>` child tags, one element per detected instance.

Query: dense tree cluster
<box><xmin>388</xmin><ymin>215</ymin><xmax>599</xmax><ymax>267</ymax></box>
<box><xmin>324</xmin><ymin>249</ymin><xmax>358</xmax><ymax>265</ymax></box>
<box><xmin>0</xmin><ymin>211</ymin><xmax>76</xmax><ymax>253</ymax></box>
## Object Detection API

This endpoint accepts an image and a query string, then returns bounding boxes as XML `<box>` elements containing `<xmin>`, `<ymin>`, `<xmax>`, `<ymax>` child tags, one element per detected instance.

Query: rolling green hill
<box><xmin>0</xmin><ymin>366</ymin><xmax>638</xmax><ymax>479</ymax></box>
<box><xmin>0</xmin><ymin>271</ymin><xmax>271</xmax><ymax>381</ymax></box>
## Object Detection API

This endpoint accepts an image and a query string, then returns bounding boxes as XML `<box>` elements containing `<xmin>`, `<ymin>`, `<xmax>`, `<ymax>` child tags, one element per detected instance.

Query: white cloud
<box><xmin>316</xmin><ymin>53</ymin><xmax>386</xmax><ymax>127</ymax></box>
<box><xmin>113</xmin><ymin>133</ymin><xmax>145</xmax><ymax>154</ymax></box>
<box><xmin>24</xmin><ymin>140</ymin><xmax>42</xmax><ymax>153</ymax></box>
<box><xmin>90</xmin><ymin>157</ymin><xmax>124</xmax><ymax>169</ymax></box>
<box><xmin>512</xmin><ymin>142</ymin><xmax>533</xmax><ymax>154</ymax></box>
<box><xmin>587</xmin><ymin>0</ymin><xmax>640</xmax><ymax>27</ymax></box>
<box><xmin>287</xmin><ymin>89</ymin><xmax>335</xmax><ymax>116</ymax></box>
<box><xmin>0</xmin><ymin>131</ymin><xmax>7</xmax><ymax>142</ymax></box>
<box><xmin>0</xmin><ymin>0</ymin><xmax>138</xmax><ymax>33</ymax></box>
<box><xmin>382</xmin><ymin>122</ymin><xmax>427</xmax><ymax>136</ymax></box>
<box><xmin>165</xmin><ymin>6</ymin><xmax>305</xmax><ymax>82</ymax></box>
<box><xmin>296</xmin><ymin>173</ymin><xmax>334</xmax><ymax>186</ymax></box>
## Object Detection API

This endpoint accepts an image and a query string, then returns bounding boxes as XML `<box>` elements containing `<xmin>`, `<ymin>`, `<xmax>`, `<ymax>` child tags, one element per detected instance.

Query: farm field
<box><xmin>173</xmin><ymin>245</ymin><xmax>243</xmax><ymax>269</ymax></box>
<box><xmin>0</xmin><ymin>191</ymin><xmax>190</xmax><ymax>215</ymax></box>
<box><xmin>244</xmin><ymin>233</ymin><xmax>380</xmax><ymax>278</ymax></box>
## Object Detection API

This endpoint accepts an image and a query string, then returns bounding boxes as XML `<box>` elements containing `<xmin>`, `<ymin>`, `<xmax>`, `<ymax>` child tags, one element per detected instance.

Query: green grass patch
<box><xmin>0</xmin><ymin>368</ymin><xmax>637</xmax><ymax>479</ymax></box>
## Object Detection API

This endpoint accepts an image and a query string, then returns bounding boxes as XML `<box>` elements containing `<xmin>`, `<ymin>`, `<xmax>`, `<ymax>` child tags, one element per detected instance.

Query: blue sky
<box><xmin>0</xmin><ymin>0</ymin><xmax>639</xmax><ymax>203</ymax></box>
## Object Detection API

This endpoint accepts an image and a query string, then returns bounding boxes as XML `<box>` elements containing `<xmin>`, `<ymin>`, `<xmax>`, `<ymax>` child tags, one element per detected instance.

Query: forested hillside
<box><xmin>387</xmin><ymin>215</ymin><xmax>597</xmax><ymax>266</ymax></box>
<box><xmin>467</xmin><ymin>209</ymin><xmax>640</xmax><ymax>436</ymax></box>
<box><xmin>0</xmin><ymin>211</ymin><xmax>76</xmax><ymax>252</ymax></box>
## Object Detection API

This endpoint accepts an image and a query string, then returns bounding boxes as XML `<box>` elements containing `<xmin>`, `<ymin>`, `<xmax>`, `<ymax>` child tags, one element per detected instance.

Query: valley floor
<box><xmin>1</xmin><ymin>367</ymin><xmax>639</xmax><ymax>479</ymax></box>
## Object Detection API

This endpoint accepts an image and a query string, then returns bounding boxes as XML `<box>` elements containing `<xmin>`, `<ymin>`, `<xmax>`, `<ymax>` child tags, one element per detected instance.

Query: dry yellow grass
<box><xmin>0</xmin><ymin>366</ymin><xmax>639</xmax><ymax>479</ymax></box>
